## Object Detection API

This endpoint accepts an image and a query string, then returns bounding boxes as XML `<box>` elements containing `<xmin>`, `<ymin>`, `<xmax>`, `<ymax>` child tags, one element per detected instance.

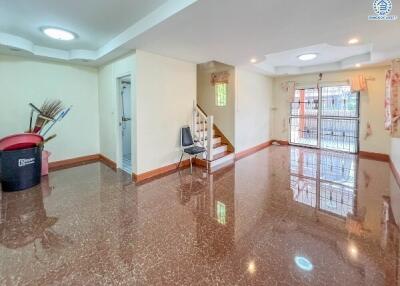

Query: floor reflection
<box><xmin>290</xmin><ymin>148</ymin><xmax>357</xmax><ymax>218</ymax></box>
<box><xmin>177</xmin><ymin>168</ymin><xmax>235</xmax><ymax>259</ymax></box>
<box><xmin>0</xmin><ymin>148</ymin><xmax>399</xmax><ymax>285</ymax></box>
<box><xmin>0</xmin><ymin>180</ymin><xmax>71</xmax><ymax>252</ymax></box>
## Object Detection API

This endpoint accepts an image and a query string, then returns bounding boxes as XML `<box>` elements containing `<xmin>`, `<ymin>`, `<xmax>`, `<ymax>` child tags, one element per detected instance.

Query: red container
<box><xmin>0</xmin><ymin>133</ymin><xmax>43</xmax><ymax>151</ymax></box>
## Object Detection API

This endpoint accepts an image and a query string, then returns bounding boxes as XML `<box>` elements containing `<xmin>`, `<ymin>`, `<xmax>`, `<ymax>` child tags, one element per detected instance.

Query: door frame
<box><xmin>289</xmin><ymin>84</ymin><xmax>360</xmax><ymax>154</ymax></box>
<box><xmin>116</xmin><ymin>74</ymin><xmax>132</xmax><ymax>173</ymax></box>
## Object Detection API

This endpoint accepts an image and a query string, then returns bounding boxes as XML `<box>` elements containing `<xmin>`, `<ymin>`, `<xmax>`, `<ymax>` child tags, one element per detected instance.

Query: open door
<box><xmin>119</xmin><ymin>77</ymin><xmax>132</xmax><ymax>173</ymax></box>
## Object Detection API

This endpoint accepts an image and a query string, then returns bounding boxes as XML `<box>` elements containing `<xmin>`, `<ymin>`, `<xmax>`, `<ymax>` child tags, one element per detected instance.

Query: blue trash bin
<box><xmin>0</xmin><ymin>147</ymin><xmax>42</xmax><ymax>192</ymax></box>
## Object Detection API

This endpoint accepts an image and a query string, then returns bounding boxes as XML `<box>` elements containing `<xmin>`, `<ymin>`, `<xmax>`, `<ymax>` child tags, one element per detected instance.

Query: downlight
<box><xmin>298</xmin><ymin>53</ymin><xmax>318</xmax><ymax>61</ymax></box>
<box><xmin>41</xmin><ymin>27</ymin><xmax>77</xmax><ymax>41</ymax></box>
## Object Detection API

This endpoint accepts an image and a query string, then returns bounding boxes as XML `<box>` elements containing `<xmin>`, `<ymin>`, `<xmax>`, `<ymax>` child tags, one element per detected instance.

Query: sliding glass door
<box><xmin>289</xmin><ymin>85</ymin><xmax>359</xmax><ymax>153</ymax></box>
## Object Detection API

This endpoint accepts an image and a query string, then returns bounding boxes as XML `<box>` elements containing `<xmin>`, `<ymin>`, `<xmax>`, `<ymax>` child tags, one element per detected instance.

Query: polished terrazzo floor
<box><xmin>1</xmin><ymin>145</ymin><xmax>400</xmax><ymax>285</ymax></box>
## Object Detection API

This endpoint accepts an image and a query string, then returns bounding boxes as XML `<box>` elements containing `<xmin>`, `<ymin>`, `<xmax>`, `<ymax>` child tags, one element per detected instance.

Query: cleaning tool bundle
<box><xmin>29</xmin><ymin>100</ymin><xmax>64</xmax><ymax>133</ymax></box>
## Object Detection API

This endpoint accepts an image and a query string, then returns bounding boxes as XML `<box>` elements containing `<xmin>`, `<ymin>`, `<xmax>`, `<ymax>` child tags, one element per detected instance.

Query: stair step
<box><xmin>194</xmin><ymin>136</ymin><xmax>221</xmax><ymax>146</ymax></box>
<box><xmin>212</xmin><ymin>151</ymin><xmax>232</xmax><ymax>161</ymax></box>
<box><xmin>213</xmin><ymin>136</ymin><xmax>221</xmax><ymax>144</ymax></box>
<box><xmin>209</xmin><ymin>152</ymin><xmax>235</xmax><ymax>171</ymax></box>
<box><xmin>212</xmin><ymin>143</ymin><xmax>228</xmax><ymax>155</ymax></box>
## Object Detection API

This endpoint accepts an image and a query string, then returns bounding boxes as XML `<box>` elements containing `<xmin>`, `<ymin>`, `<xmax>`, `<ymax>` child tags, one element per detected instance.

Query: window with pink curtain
<box><xmin>385</xmin><ymin>60</ymin><xmax>400</xmax><ymax>137</ymax></box>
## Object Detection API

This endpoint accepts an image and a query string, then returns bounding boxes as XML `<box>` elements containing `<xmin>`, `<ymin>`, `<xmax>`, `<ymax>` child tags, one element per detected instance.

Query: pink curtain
<box><xmin>210</xmin><ymin>71</ymin><xmax>229</xmax><ymax>85</ymax></box>
<box><xmin>281</xmin><ymin>81</ymin><xmax>296</xmax><ymax>101</ymax></box>
<box><xmin>385</xmin><ymin>60</ymin><xmax>400</xmax><ymax>137</ymax></box>
<box><xmin>350</xmin><ymin>75</ymin><xmax>368</xmax><ymax>92</ymax></box>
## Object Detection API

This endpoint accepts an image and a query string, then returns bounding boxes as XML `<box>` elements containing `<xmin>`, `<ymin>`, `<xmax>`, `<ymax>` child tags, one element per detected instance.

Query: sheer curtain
<box><xmin>385</xmin><ymin>60</ymin><xmax>400</xmax><ymax>137</ymax></box>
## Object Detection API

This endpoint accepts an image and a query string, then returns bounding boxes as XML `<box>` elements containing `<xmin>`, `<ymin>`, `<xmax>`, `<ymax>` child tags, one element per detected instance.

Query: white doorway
<box><xmin>119</xmin><ymin>76</ymin><xmax>132</xmax><ymax>173</ymax></box>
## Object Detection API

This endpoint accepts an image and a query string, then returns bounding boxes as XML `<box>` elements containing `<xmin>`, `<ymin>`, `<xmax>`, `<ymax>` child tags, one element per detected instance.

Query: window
<box><xmin>215</xmin><ymin>83</ymin><xmax>227</xmax><ymax>106</ymax></box>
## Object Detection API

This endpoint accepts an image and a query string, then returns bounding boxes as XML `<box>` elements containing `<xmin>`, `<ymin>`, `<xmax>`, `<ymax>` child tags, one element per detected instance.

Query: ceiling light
<box><xmin>250</xmin><ymin>58</ymin><xmax>257</xmax><ymax>63</ymax></box>
<box><xmin>348</xmin><ymin>38</ymin><xmax>360</xmax><ymax>45</ymax></box>
<box><xmin>298</xmin><ymin>53</ymin><xmax>317</xmax><ymax>61</ymax></box>
<box><xmin>355</xmin><ymin>63</ymin><xmax>361</xmax><ymax>68</ymax></box>
<box><xmin>41</xmin><ymin>27</ymin><xmax>76</xmax><ymax>41</ymax></box>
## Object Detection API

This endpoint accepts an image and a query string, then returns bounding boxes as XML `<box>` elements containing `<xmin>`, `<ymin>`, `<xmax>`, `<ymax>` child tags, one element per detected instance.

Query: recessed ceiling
<box><xmin>0</xmin><ymin>0</ymin><xmax>169</xmax><ymax>50</ymax></box>
<box><xmin>128</xmin><ymin>0</ymin><xmax>400</xmax><ymax>75</ymax></box>
<box><xmin>255</xmin><ymin>43</ymin><xmax>373</xmax><ymax>75</ymax></box>
<box><xmin>0</xmin><ymin>0</ymin><xmax>399</xmax><ymax>75</ymax></box>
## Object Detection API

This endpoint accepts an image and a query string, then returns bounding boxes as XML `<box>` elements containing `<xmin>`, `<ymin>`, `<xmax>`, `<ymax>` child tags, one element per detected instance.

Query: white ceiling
<box><xmin>130</xmin><ymin>0</ymin><xmax>400</xmax><ymax>74</ymax></box>
<box><xmin>0</xmin><ymin>0</ymin><xmax>399</xmax><ymax>75</ymax></box>
<box><xmin>0</xmin><ymin>0</ymin><xmax>168</xmax><ymax>50</ymax></box>
<box><xmin>255</xmin><ymin>43</ymin><xmax>373</xmax><ymax>75</ymax></box>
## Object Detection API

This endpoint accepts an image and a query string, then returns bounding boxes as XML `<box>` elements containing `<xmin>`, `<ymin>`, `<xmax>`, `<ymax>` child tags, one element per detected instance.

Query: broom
<box><xmin>37</xmin><ymin>134</ymin><xmax>57</xmax><ymax>148</ymax></box>
<box><xmin>33</xmin><ymin>100</ymin><xmax>64</xmax><ymax>133</ymax></box>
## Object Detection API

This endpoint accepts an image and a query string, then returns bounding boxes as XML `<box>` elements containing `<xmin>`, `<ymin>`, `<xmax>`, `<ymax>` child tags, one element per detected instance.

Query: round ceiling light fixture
<box><xmin>41</xmin><ymin>27</ymin><xmax>77</xmax><ymax>41</ymax></box>
<box><xmin>250</xmin><ymin>58</ymin><xmax>258</xmax><ymax>63</ymax></box>
<box><xmin>298</xmin><ymin>53</ymin><xmax>318</xmax><ymax>61</ymax></box>
<box><xmin>355</xmin><ymin>63</ymin><xmax>361</xmax><ymax>68</ymax></box>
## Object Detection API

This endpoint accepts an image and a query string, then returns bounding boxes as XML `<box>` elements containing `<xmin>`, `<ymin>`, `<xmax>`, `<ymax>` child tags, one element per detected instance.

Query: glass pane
<box><xmin>321</xmin><ymin>86</ymin><xmax>358</xmax><ymax>118</ymax></box>
<box><xmin>215</xmin><ymin>83</ymin><xmax>227</xmax><ymax>106</ymax></box>
<box><xmin>291</xmin><ymin>88</ymin><xmax>319</xmax><ymax>117</ymax></box>
<box><xmin>289</xmin><ymin>117</ymin><xmax>318</xmax><ymax>147</ymax></box>
<box><xmin>320</xmin><ymin>118</ymin><xmax>358</xmax><ymax>153</ymax></box>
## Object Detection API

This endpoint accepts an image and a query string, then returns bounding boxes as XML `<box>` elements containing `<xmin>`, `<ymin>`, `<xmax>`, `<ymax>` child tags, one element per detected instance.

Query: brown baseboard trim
<box><xmin>390</xmin><ymin>159</ymin><xmax>400</xmax><ymax>187</ymax></box>
<box><xmin>49</xmin><ymin>154</ymin><xmax>101</xmax><ymax>171</ymax></box>
<box><xmin>193</xmin><ymin>158</ymin><xmax>208</xmax><ymax>168</ymax></box>
<box><xmin>272</xmin><ymin>140</ymin><xmax>289</xmax><ymax>145</ymax></box>
<box><xmin>235</xmin><ymin>140</ymin><xmax>273</xmax><ymax>160</ymax></box>
<box><xmin>99</xmin><ymin>154</ymin><xmax>117</xmax><ymax>170</ymax></box>
<box><xmin>133</xmin><ymin>159</ymin><xmax>190</xmax><ymax>183</ymax></box>
<box><xmin>359</xmin><ymin>151</ymin><xmax>390</xmax><ymax>162</ymax></box>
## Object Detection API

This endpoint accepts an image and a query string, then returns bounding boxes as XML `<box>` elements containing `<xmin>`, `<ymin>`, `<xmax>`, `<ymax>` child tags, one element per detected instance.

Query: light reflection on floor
<box><xmin>290</xmin><ymin>147</ymin><xmax>357</xmax><ymax>218</ymax></box>
<box><xmin>0</xmin><ymin>145</ymin><xmax>399</xmax><ymax>285</ymax></box>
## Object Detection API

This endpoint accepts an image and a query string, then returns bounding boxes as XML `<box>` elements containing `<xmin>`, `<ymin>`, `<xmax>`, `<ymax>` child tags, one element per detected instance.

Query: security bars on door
<box><xmin>289</xmin><ymin>85</ymin><xmax>360</xmax><ymax>153</ymax></box>
<box><xmin>290</xmin><ymin>88</ymin><xmax>319</xmax><ymax>147</ymax></box>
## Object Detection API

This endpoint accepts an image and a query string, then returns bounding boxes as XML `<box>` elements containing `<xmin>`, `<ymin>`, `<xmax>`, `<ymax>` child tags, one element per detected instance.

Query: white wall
<box><xmin>0</xmin><ymin>54</ymin><xmax>99</xmax><ymax>162</ymax></box>
<box><xmin>98</xmin><ymin>53</ymin><xmax>136</xmax><ymax>171</ymax></box>
<box><xmin>391</xmin><ymin>138</ymin><xmax>400</xmax><ymax>173</ymax></box>
<box><xmin>235</xmin><ymin>69</ymin><xmax>273</xmax><ymax>152</ymax></box>
<box><xmin>136</xmin><ymin>50</ymin><xmax>196</xmax><ymax>174</ymax></box>
<box><xmin>273</xmin><ymin>66</ymin><xmax>391</xmax><ymax>154</ymax></box>
<box><xmin>197</xmin><ymin>62</ymin><xmax>235</xmax><ymax>145</ymax></box>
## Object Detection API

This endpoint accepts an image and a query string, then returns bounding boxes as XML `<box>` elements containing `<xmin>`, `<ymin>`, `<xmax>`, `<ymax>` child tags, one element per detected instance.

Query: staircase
<box><xmin>193</xmin><ymin>104</ymin><xmax>235</xmax><ymax>171</ymax></box>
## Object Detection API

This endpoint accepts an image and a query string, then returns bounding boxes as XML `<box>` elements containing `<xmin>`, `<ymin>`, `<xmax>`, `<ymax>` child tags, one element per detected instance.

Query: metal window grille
<box><xmin>289</xmin><ymin>85</ymin><xmax>360</xmax><ymax>153</ymax></box>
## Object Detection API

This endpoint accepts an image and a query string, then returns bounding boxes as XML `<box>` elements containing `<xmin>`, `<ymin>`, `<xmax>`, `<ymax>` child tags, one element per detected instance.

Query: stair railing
<box><xmin>192</xmin><ymin>102</ymin><xmax>213</xmax><ymax>161</ymax></box>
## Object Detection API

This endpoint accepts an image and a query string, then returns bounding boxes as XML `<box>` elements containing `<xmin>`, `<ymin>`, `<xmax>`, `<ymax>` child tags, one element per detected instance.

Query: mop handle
<box><xmin>41</xmin><ymin>106</ymin><xmax>72</xmax><ymax>137</ymax></box>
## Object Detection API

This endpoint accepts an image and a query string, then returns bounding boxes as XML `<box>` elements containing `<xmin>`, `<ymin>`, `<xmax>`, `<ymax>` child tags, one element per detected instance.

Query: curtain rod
<box><xmin>285</xmin><ymin>76</ymin><xmax>375</xmax><ymax>87</ymax></box>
